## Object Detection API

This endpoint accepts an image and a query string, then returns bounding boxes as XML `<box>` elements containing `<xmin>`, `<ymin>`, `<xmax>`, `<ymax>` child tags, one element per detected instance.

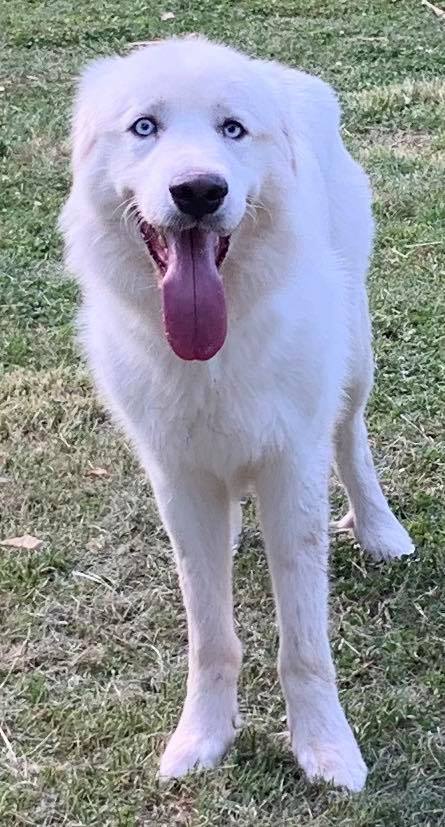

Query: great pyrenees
<box><xmin>60</xmin><ymin>36</ymin><xmax>414</xmax><ymax>791</ymax></box>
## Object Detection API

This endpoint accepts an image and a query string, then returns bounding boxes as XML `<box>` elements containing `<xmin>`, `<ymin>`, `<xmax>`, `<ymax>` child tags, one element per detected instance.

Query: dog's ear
<box><xmin>70</xmin><ymin>56</ymin><xmax>121</xmax><ymax>175</ymax></box>
<box><xmin>259</xmin><ymin>61</ymin><xmax>343</xmax><ymax>176</ymax></box>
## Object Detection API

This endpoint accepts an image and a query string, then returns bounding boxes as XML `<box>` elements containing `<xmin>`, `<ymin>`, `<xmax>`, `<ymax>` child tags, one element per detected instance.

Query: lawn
<box><xmin>0</xmin><ymin>0</ymin><xmax>444</xmax><ymax>824</ymax></box>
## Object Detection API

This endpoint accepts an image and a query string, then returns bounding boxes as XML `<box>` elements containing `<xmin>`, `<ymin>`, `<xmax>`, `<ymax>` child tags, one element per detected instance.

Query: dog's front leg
<box><xmin>255</xmin><ymin>449</ymin><xmax>367</xmax><ymax>792</ymax></box>
<box><xmin>150</xmin><ymin>465</ymin><xmax>242</xmax><ymax>779</ymax></box>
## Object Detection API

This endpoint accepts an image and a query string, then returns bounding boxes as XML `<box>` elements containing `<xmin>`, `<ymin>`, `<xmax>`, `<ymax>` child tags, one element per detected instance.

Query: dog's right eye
<box><xmin>130</xmin><ymin>117</ymin><xmax>158</xmax><ymax>137</ymax></box>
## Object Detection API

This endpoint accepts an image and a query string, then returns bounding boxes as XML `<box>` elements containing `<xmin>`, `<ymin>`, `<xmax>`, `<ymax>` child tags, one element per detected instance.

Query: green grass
<box><xmin>1</xmin><ymin>1</ymin><xmax>444</xmax><ymax>824</ymax></box>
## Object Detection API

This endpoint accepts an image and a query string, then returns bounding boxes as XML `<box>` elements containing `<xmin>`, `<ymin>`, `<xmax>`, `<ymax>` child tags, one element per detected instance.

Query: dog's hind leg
<box><xmin>150</xmin><ymin>465</ymin><xmax>242</xmax><ymax>780</ymax></box>
<box><xmin>333</xmin><ymin>316</ymin><xmax>414</xmax><ymax>561</ymax></box>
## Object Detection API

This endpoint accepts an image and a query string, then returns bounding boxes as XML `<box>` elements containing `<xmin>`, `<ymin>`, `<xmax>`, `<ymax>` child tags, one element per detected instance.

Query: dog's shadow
<box><xmin>221</xmin><ymin>728</ymin><xmax>325</xmax><ymax>800</ymax></box>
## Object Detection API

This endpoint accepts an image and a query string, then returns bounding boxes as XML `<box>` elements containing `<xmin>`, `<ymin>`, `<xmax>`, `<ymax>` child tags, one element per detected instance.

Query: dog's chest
<box><xmin>92</xmin><ymin>292</ymin><xmax>342</xmax><ymax>476</ymax></box>
<box><xmin>112</xmin><ymin>347</ymin><xmax>297</xmax><ymax>473</ymax></box>
<box><xmin>182</xmin><ymin>374</ymin><xmax>289</xmax><ymax>461</ymax></box>
<box><xmin>162</xmin><ymin>363</ymin><xmax>290</xmax><ymax>461</ymax></box>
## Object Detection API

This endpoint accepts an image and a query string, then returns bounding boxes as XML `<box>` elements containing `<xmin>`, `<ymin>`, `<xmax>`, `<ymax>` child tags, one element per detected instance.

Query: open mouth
<box><xmin>137</xmin><ymin>216</ymin><xmax>230</xmax><ymax>361</ymax></box>
<box><xmin>139</xmin><ymin>221</ymin><xmax>230</xmax><ymax>276</ymax></box>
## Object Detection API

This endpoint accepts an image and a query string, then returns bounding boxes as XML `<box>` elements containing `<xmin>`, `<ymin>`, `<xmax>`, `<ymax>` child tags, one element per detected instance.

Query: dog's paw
<box><xmin>331</xmin><ymin>509</ymin><xmax>415</xmax><ymax>562</ymax></box>
<box><xmin>289</xmin><ymin>687</ymin><xmax>367</xmax><ymax>792</ymax></box>
<box><xmin>296</xmin><ymin>737</ymin><xmax>367</xmax><ymax>792</ymax></box>
<box><xmin>159</xmin><ymin>721</ymin><xmax>236</xmax><ymax>780</ymax></box>
<box><xmin>355</xmin><ymin>513</ymin><xmax>415</xmax><ymax>561</ymax></box>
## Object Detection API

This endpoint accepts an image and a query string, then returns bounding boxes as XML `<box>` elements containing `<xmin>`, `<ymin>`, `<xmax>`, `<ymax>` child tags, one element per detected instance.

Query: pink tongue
<box><xmin>162</xmin><ymin>228</ymin><xmax>227</xmax><ymax>361</ymax></box>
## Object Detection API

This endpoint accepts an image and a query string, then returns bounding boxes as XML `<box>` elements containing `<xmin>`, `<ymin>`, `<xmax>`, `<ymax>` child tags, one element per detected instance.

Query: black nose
<box><xmin>169</xmin><ymin>173</ymin><xmax>228</xmax><ymax>219</ymax></box>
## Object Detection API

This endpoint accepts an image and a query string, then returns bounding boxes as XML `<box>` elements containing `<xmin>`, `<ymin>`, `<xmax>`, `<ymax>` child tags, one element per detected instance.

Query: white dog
<box><xmin>60</xmin><ymin>37</ymin><xmax>414</xmax><ymax>791</ymax></box>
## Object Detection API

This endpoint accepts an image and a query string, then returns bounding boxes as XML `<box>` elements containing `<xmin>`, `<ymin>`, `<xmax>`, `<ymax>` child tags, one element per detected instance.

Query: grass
<box><xmin>0</xmin><ymin>0</ymin><xmax>444</xmax><ymax>824</ymax></box>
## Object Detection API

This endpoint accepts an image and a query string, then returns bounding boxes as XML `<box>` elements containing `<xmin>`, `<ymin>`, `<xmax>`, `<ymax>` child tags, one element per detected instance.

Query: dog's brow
<box><xmin>123</xmin><ymin>98</ymin><xmax>168</xmax><ymax>123</ymax></box>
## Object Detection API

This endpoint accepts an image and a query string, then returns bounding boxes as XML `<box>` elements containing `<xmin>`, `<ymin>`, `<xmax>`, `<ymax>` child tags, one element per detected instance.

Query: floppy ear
<box><xmin>70</xmin><ymin>56</ymin><xmax>122</xmax><ymax>175</ymax></box>
<box><xmin>259</xmin><ymin>61</ymin><xmax>343</xmax><ymax>178</ymax></box>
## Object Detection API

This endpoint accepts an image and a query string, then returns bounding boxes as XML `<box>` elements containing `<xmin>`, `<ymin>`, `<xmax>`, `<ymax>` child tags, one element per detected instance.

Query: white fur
<box><xmin>60</xmin><ymin>37</ymin><xmax>414</xmax><ymax>791</ymax></box>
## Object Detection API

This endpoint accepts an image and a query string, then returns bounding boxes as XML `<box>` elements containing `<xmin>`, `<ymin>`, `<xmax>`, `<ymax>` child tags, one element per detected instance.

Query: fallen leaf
<box><xmin>0</xmin><ymin>477</ymin><xmax>9</xmax><ymax>485</ymax></box>
<box><xmin>161</xmin><ymin>11</ymin><xmax>175</xmax><ymax>20</ymax></box>
<box><xmin>87</xmin><ymin>466</ymin><xmax>109</xmax><ymax>478</ymax></box>
<box><xmin>0</xmin><ymin>534</ymin><xmax>43</xmax><ymax>551</ymax></box>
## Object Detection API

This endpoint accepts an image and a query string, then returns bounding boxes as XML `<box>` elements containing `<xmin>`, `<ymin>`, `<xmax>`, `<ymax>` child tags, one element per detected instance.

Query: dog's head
<box><xmin>64</xmin><ymin>38</ymin><xmax>339</xmax><ymax>361</ymax></box>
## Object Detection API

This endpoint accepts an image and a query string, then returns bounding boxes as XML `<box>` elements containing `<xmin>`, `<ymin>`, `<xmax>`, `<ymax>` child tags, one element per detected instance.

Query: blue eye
<box><xmin>222</xmin><ymin>120</ymin><xmax>246</xmax><ymax>140</ymax></box>
<box><xmin>130</xmin><ymin>117</ymin><xmax>157</xmax><ymax>137</ymax></box>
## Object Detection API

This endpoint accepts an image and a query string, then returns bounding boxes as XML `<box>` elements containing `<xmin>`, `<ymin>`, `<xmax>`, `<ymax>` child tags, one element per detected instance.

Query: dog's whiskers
<box><xmin>246</xmin><ymin>197</ymin><xmax>273</xmax><ymax>226</ymax></box>
<box><xmin>111</xmin><ymin>195</ymin><xmax>135</xmax><ymax>221</ymax></box>
<box><xmin>120</xmin><ymin>198</ymin><xmax>140</xmax><ymax>235</ymax></box>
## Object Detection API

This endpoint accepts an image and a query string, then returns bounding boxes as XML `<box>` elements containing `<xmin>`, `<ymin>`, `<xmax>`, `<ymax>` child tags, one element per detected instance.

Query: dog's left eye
<box><xmin>222</xmin><ymin>120</ymin><xmax>246</xmax><ymax>140</ymax></box>
<box><xmin>130</xmin><ymin>117</ymin><xmax>158</xmax><ymax>137</ymax></box>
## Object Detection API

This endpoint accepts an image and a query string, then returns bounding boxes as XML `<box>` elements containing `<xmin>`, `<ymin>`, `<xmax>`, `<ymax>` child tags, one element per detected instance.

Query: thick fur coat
<box><xmin>60</xmin><ymin>38</ymin><xmax>413</xmax><ymax>790</ymax></box>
